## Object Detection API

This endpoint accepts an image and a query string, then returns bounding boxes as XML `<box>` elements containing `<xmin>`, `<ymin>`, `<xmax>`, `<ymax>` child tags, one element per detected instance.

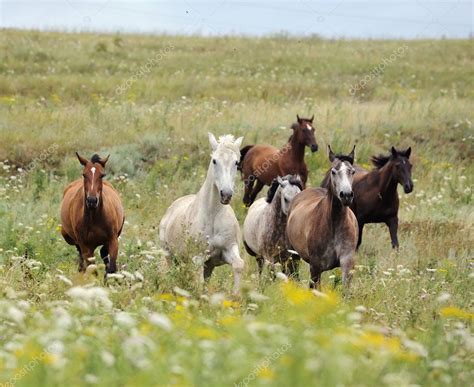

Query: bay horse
<box><xmin>60</xmin><ymin>153</ymin><xmax>125</xmax><ymax>274</ymax></box>
<box><xmin>287</xmin><ymin>146</ymin><xmax>358</xmax><ymax>288</ymax></box>
<box><xmin>243</xmin><ymin>175</ymin><xmax>302</xmax><ymax>278</ymax></box>
<box><xmin>159</xmin><ymin>133</ymin><xmax>244</xmax><ymax>295</ymax></box>
<box><xmin>322</xmin><ymin>146</ymin><xmax>413</xmax><ymax>249</ymax></box>
<box><xmin>239</xmin><ymin>115</ymin><xmax>318</xmax><ymax>206</ymax></box>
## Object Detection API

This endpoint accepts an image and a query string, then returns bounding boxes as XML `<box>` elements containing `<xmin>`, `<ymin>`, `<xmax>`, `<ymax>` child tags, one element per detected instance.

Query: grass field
<box><xmin>0</xmin><ymin>29</ymin><xmax>473</xmax><ymax>386</ymax></box>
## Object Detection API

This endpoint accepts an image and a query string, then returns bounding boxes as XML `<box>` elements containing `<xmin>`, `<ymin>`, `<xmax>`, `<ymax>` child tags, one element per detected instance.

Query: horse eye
<box><xmin>351</xmin><ymin>169</ymin><xmax>355</xmax><ymax>175</ymax></box>
<box><xmin>235</xmin><ymin>161</ymin><xmax>239</xmax><ymax>166</ymax></box>
<box><xmin>331</xmin><ymin>169</ymin><xmax>336</xmax><ymax>175</ymax></box>
<box><xmin>212</xmin><ymin>159</ymin><xmax>217</xmax><ymax>165</ymax></box>
<box><xmin>82</xmin><ymin>174</ymin><xmax>87</xmax><ymax>178</ymax></box>
<box><xmin>101</xmin><ymin>174</ymin><xmax>106</xmax><ymax>178</ymax></box>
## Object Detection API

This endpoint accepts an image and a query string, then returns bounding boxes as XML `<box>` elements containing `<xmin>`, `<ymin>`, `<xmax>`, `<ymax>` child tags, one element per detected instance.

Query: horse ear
<box><xmin>310</xmin><ymin>115</ymin><xmax>314</xmax><ymax>123</ymax></box>
<box><xmin>348</xmin><ymin>145</ymin><xmax>356</xmax><ymax>164</ymax></box>
<box><xmin>234</xmin><ymin>136</ymin><xmax>243</xmax><ymax>149</ymax></box>
<box><xmin>76</xmin><ymin>152</ymin><xmax>88</xmax><ymax>166</ymax></box>
<box><xmin>405</xmin><ymin>147</ymin><xmax>412</xmax><ymax>159</ymax></box>
<box><xmin>391</xmin><ymin>146</ymin><xmax>398</xmax><ymax>158</ymax></box>
<box><xmin>296</xmin><ymin>114</ymin><xmax>301</xmax><ymax>123</ymax></box>
<box><xmin>208</xmin><ymin>132</ymin><xmax>218</xmax><ymax>151</ymax></box>
<box><xmin>98</xmin><ymin>155</ymin><xmax>110</xmax><ymax>167</ymax></box>
<box><xmin>328</xmin><ymin>145</ymin><xmax>335</xmax><ymax>162</ymax></box>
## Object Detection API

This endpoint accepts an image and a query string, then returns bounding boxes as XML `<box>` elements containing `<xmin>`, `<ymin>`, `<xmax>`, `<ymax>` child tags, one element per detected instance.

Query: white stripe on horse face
<box><xmin>306</xmin><ymin>123</ymin><xmax>312</xmax><ymax>130</ymax></box>
<box><xmin>91</xmin><ymin>167</ymin><xmax>96</xmax><ymax>191</ymax></box>
<box><xmin>337</xmin><ymin>163</ymin><xmax>352</xmax><ymax>192</ymax></box>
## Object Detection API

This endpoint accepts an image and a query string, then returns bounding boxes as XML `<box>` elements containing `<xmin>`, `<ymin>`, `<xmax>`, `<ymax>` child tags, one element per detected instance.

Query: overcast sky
<box><xmin>1</xmin><ymin>1</ymin><xmax>472</xmax><ymax>38</ymax></box>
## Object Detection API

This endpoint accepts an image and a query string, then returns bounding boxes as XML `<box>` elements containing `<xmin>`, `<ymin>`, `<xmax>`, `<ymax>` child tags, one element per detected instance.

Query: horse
<box><xmin>159</xmin><ymin>133</ymin><xmax>244</xmax><ymax>295</ymax></box>
<box><xmin>60</xmin><ymin>153</ymin><xmax>125</xmax><ymax>274</ymax></box>
<box><xmin>239</xmin><ymin>115</ymin><xmax>318</xmax><ymax>206</ymax></box>
<box><xmin>321</xmin><ymin>146</ymin><xmax>413</xmax><ymax>249</ymax></box>
<box><xmin>243</xmin><ymin>175</ymin><xmax>302</xmax><ymax>278</ymax></box>
<box><xmin>286</xmin><ymin>146</ymin><xmax>358</xmax><ymax>289</ymax></box>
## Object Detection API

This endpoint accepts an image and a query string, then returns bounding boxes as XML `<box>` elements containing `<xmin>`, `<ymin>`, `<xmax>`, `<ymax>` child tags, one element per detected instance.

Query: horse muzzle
<box><xmin>404</xmin><ymin>183</ymin><xmax>414</xmax><ymax>194</ymax></box>
<box><xmin>86</xmin><ymin>196</ymin><xmax>99</xmax><ymax>209</ymax></box>
<box><xmin>310</xmin><ymin>144</ymin><xmax>318</xmax><ymax>153</ymax></box>
<box><xmin>220</xmin><ymin>190</ymin><xmax>233</xmax><ymax>205</ymax></box>
<box><xmin>339</xmin><ymin>191</ymin><xmax>354</xmax><ymax>206</ymax></box>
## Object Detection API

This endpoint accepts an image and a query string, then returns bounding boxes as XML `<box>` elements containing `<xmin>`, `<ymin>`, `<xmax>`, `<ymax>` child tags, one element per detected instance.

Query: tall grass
<box><xmin>0</xmin><ymin>29</ymin><xmax>472</xmax><ymax>386</ymax></box>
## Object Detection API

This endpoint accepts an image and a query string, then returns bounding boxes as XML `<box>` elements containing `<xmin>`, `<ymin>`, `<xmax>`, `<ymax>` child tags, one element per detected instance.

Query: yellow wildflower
<box><xmin>440</xmin><ymin>306</ymin><xmax>474</xmax><ymax>320</ymax></box>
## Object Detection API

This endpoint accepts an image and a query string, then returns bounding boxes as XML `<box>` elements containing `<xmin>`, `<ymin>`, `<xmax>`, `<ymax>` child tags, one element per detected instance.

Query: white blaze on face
<box><xmin>91</xmin><ymin>167</ymin><xmax>96</xmax><ymax>190</ymax></box>
<box><xmin>306</xmin><ymin>123</ymin><xmax>312</xmax><ymax>130</ymax></box>
<box><xmin>333</xmin><ymin>162</ymin><xmax>353</xmax><ymax>196</ymax></box>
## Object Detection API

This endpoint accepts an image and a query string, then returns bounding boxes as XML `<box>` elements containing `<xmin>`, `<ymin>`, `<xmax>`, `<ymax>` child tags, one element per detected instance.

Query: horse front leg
<box><xmin>106</xmin><ymin>238</ymin><xmax>119</xmax><ymax>273</ymax></box>
<box><xmin>285</xmin><ymin>255</ymin><xmax>300</xmax><ymax>280</ymax></box>
<box><xmin>243</xmin><ymin>175</ymin><xmax>256</xmax><ymax>206</ymax></box>
<box><xmin>78</xmin><ymin>245</ymin><xmax>94</xmax><ymax>273</ymax></box>
<box><xmin>356</xmin><ymin>222</ymin><xmax>364</xmax><ymax>250</ymax></box>
<box><xmin>340</xmin><ymin>253</ymin><xmax>355</xmax><ymax>291</ymax></box>
<box><xmin>249</xmin><ymin>179</ymin><xmax>265</xmax><ymax>205</ymax></box>
<box><xmin>223</xmin><ymin>244</ymin><xmax>245</xmax><ymax>296</ymax></box>
<box><xmin>386</xmin><ymin>216</ymin><xmax>399</xmax><ymax>249</ymax></box>
<box><xmin>309</xmin><ymin>264</ymin><xmax>321</xmax><ymax>289</ymax></box>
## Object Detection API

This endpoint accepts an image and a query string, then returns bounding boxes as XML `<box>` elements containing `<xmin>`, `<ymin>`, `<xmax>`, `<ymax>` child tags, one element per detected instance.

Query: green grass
<box><xmin>0</xmin><ymin>29</ymin><xmax>472</xmax><ymax>386</ymax></box>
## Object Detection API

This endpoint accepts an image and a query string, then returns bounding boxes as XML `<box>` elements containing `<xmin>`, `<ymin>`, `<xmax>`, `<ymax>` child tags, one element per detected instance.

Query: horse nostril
<box><xmin>350</xmin><ymin>191</ymin><xmax>354</xmax><ymax>198</ymax></box>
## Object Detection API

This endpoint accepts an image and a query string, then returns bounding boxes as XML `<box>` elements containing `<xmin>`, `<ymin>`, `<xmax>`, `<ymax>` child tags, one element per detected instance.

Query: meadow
<box><xmin>0</xmin><ymin>29</ymin><xmax>473</xmax><ymax>386</ymax></box>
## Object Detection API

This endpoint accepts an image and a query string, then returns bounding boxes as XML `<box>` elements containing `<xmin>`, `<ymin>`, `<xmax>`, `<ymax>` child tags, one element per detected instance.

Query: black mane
<box><xmin>371</xmin><ymin>154</ymin><xmax>391</xmax><ymax>169</ymax></box>
<box><xmin>91</xmin><ymin>154</ymin><xmax>102</xmax><ymax>163</ymax></box>
<box><xmin>335</xmin><ymin>154</ymin><xmax>354</xmax><ymax>165</ymax></box>
<box><xmin>266</xmin><ymin>175</ymin><xmax>303</xmax><ymax>204</ymax></box>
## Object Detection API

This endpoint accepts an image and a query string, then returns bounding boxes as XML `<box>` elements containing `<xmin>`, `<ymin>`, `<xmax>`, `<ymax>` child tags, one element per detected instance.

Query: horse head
<box><xmin>293</xmin><ymin>114</ymin><xmax>318</xmax><ymax>152</ymax></box>
<box><xmin>208</xmin><ymin>132</ymin><xmax>243</xmax><ymax>205</ymax></box>
<box><xmin>328</xmin><ymin>145</ymin><xmax>356</xmax><ymax>206</ymax></box>
<box><xmin>76</xmin><ymin>152</ymin><xmax>109</xmax><ymax>209</ymax></box>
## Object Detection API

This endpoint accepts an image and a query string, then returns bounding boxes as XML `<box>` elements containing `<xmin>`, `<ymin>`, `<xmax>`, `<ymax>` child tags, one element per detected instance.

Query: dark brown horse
<box><xmin>239</xmin><ymin>115</ymin><xmax>318</xmax><ymax>206</ymax></box>
<box><xmin>60</xmin><ymin>153</ymin><xmax>125</xmax><ymax>274</ymax></box>
<box><xmin>321</xmin><ymin>146</ymin><xmax>413</xmax><ymax>249</ymax></box>
<box><xmin>287</xmin><ymin>146</ymin><xmax>358</xmax><ymax>288</ymax></box>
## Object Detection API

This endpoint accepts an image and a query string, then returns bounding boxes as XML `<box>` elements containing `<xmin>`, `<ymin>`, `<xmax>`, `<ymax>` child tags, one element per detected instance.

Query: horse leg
<box><xmin>340</xmin><ymin>253</ymin><xmax>355</xmax><ymax>289</ymax></box>
<box><xmin>78</xmin><ymin>245</ymin><xmax>94</xmax><ymax>273</ymax></box>
<box><xmin>203</xmin><ymin>259</ymin><xmax>216</xmax><ymax>281</ymax></box>
<box><xmin>223</xmin><ymin>244</ymin><xmax>245</xmax><ymax>296</ymax></box>
<box><xmin>106</xmin><ymin>238</ymin><xmax>119</xmax><ymax>273</ymax></box>
<box><xmin>243</xmin><ymin>175</ymin><xmax>256</xmax><ymax>206</ymax></box>
<box><xmin>309</xmin><ymin>265</ymin><xmax>321</xmax><ymax>289</ymax></box>
<box><xmin>249</xmin><ymin>179</ymin><xmax>265</xmax><ymax>205</ymax></box>
<box><xmin>256</xmin><ymin>256</ymin><xmax>264</xmax><ymax>276</ymax></box>
<box><xmin>100</xmin><ymin>246</ymin><xmax>110</xmax><ymax>266</ymax></box>
<box><xmin>285</xmin><ymin>255</ymin><xmax>300</xmax><ymax>280</ymax></box>
<box><xmin>356</xmin><ymin>222</ymin><xmax>364</xmax><ymax>250</ymax></box>
<box><xmin>386</xmin><ymin>216</ymin><xmax>399</xmax><ymax>249</ymax></box>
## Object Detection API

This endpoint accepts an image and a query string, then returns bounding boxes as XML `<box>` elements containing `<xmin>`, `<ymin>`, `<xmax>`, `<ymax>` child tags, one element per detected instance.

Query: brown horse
<box><xmin>239</xmin><ymin>115</ymin><xmax>318</xmax><ymax>206</ymax></box>
<box><xmin>287</xmin><ymin>146</ymin><xmax>358</xmax><ymax>288</ymax></box>
<box><xmin>60</xmin><ymin>153</ymin><xmax>125</xmax><ymax>274</ymax></box>
<box><xmin>321</xmin><ymin>146</ymin><xmax>413</xmax><ymax>249</ymax></box>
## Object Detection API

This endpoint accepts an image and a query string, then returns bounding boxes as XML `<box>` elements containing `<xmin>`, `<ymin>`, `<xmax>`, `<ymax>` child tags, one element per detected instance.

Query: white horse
<box><xmin>243</xmin><ymin>175</ymin><xmax>302</xmax><ymax>277</ymax></box>
<box><xmin>159</xmin><ymin>133</ymin><xmax>244</xmax><ymax>295</ymax></box>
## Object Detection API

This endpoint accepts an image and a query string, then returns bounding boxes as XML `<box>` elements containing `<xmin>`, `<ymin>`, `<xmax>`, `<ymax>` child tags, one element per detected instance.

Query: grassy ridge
<box><xmin>0</xmin><ymin>29</ymin><xmax>473</xmax><ymax>386</ymax></box>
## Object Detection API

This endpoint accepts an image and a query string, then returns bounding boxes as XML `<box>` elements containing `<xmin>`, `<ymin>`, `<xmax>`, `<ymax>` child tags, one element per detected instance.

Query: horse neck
<box><xmin>323</xmin><ymin>183</ymin><xmax>346</xmax><ymax>228</ymax></box>
<box><xmin>285</xmin><ymin>134</ymin><xmax>305</xmax><ymax>163</ymax></box>
<box><xmin>82</xmin><ymin>192</ymin><xmax>104</xmax><ymax>224</ymax></box>
<box><xmin>195</xmin><ymin>163</ymin><xmax>222</xmax><ymax>216</ymax></box>
<box><xmin>268</xmin><ymin>189</ymin><xmax>286</xmax><ymax>225</ymax></box>
<box><xmin>377</xmin><ymin>162</ymin><xmax>398</xmax><ymax>197</ymax></box>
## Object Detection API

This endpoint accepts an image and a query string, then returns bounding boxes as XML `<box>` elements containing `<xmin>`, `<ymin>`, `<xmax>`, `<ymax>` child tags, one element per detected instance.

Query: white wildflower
<box><xmin>114</xmin><ymin>312</ymin><xmax>136</xmax><ymax>328</ymax></box>
<box><xmin>101</xmin><ymin>350</ymin><xmax>115</xmax><ymax>367</ymax></box>
<box><xmin>149</xmin><ymin>313</ymin><xmax>173</xmax><ymax>331</ymax></box>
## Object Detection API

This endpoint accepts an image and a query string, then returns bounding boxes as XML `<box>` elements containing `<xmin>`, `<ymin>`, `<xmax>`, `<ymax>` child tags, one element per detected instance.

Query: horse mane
<box><xmin>216</xmin><ymin>134</ymin><xmax>240</xmax><ymax>153</ymax></box>
<box><xmin>266</xmin><ymin>179</ymin><xmax>280</xmax><ymax>203</ymax></box>
<box><xmin>335</xmin><ymin>154</ymin><xmax>354</xmax><ymax>165</ymax></box>
<box><xmin>371</xmin><ymin>154</ymin><xmax>391</xmax><ymax>169</ymax></box>
<box><xmin>266</xmin><ymin>175</ymin><xmax>303</xmax><ymax>203</ymax></box>
<box><xmin>91</xmin><ymin>154</ymin><xmax>102</xmax><ymax>163</ymax></box>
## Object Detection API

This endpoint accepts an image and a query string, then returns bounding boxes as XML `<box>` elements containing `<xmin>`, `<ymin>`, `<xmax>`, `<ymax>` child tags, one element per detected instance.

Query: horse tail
<box><xmin>243</xmin><ymin>240</ymin><xmax>257</xmax><ymax>257</ymax></box>
<box><xmin>238</xmin><ymin>145</ymin><xmax>254</xmax><ymax>171</ymax></box>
